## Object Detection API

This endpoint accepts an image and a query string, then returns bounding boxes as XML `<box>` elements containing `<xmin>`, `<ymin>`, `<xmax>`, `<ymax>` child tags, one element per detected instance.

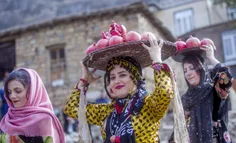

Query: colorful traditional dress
<box><xmin>64</xmin><ymin>63</ymin><xmax>174</xmax><ymax>143</ymax></box>
<box><xmin>0</xmin><ymin>133</ymin><xmax>53</xmax><ymax>143</ymax></box>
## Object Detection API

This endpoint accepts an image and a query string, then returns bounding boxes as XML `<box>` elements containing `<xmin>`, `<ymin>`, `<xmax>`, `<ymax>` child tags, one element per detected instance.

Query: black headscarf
<box><xmin>181</xmin><ymin>55</ymin><xmax>231</xmax><ymax>143</ymax></box>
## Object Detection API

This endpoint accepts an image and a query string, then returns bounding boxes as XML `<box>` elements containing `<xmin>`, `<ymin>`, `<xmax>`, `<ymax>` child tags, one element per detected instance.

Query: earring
<box><xmin>128</xmin><ymin>89</ymin><xmax>133</xmax><ymax>95</ymax></box>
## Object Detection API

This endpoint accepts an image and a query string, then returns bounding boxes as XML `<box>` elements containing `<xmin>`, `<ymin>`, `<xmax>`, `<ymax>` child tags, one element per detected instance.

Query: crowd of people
<box><xmin>0</xmin><ymin>22</ymin><xmax>234</xmax><ymax>143</ymax></box>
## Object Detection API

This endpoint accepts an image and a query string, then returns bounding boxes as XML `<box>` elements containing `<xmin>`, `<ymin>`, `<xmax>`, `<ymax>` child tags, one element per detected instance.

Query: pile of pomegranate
<box><xmin>86</xmin><ymin>22</ymin><xmax>156</xmax><ymax>55</ymax></box>
<box><xmin>175</xmin><ymin>36</ymin><xmax>216</xmax><ymax>51</ymax></box>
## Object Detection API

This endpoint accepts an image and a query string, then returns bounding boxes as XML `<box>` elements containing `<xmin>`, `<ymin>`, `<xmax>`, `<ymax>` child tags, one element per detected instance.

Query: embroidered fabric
<box><xmin>104</xmin><ymin>82</ymin><xmax>147</xmax><ymax>143</ymax></box>
<box><xmin>78</xmin><ymin>86</ymin><xmax>92</xmax><ymax>143</ymax></box>
<box><xmin>169</xmin><ymin>67</ymin><xmax>190</xmax><ymax>143</ymax></box>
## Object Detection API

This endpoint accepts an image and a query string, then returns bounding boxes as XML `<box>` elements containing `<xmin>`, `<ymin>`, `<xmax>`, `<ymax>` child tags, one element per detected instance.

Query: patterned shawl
<box><xmin>181</xmin><ymin>56</ymin><xmax>231</xmax><ymax>143</ymax></box>
<box><xmin>104</xmin><ymin>56</ymin><xmax>147</xmax><ymax>143</ymax></box>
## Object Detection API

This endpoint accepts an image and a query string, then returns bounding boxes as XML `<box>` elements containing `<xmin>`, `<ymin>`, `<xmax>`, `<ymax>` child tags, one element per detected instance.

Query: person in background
<box><xmin>180</xmin><ymin>44</ymin><xmax>232</xmax><ymax>143</ymax></box>
<box><xmin>0</xmin><ymin>70</ymin><xmax>9</xmax><ymax>120</ymax></box>
<box><xmin>95</xmin><ymin>89</ymin><xmax>110</xmax><ymax>104</ymax></box>
<box><xmin>0</xmin><ymin>68</ymin><xmax>65</xmax><ymax>143</ymax></box>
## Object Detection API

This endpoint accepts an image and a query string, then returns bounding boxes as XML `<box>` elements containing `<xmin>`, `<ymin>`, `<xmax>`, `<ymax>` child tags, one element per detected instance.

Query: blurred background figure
<box><xmin>63</xmin><ymin>112</ymin><xmax>79</xmax><ymax>143</ymax></box>
<box><xmin>95</xmin><ymin>89</ymin><xmax>110</xmax><ymax>104</ymax></box>
<box><xmin>63</xmin><ymin>113</ymin><xmax>78</xmax><ymax>134</ymax></box>
<box><xmin>0</xmin><ymin>69</ymin><xmax>9</xmax><ymax>120</ymax></box>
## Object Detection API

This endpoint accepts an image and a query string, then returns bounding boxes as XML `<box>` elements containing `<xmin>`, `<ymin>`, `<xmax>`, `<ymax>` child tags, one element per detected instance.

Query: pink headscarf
<box><xmin>0</xmin><ymin>68</ymin><xmax>65</xmax><ymax>143</ymax></box>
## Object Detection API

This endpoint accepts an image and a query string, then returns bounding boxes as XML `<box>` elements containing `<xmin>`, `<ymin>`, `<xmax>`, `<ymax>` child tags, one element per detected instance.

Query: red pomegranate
<box><xmin>175</xmin><ymin>39</ymin><xmax>186</xmax><ymax>51</ymax></box>
<box><xmin>102</xmin><ymin>32</ymin><xmax>111</xmax><ymax>39</ymax></box>
<box><xmin>141</xmin><ymin>32</ymin><xmax>157</xmax><ymax>41</ymax></box>
<box><xmin>110</xmin><ymin>30</ymin><xmax>120</xmax><ymax>36</ymax></box>
<box><xmin>109</xmin><ymin>22</ymin><xmax>127</xmax><ymax>39</ymax></box>
<box><xmin>126</xmin><ymin>31</ymin><xmax>141</xmax><ymax>41</ymax></box>
<box><xmin>109</xmin><ymin>36</ymin><xmax>124</xmax><ymax>46</ymax></box>
<box><xmin>86</xmin><ymin>43</ymin><xmax>96</xmax><ymax>55</ymax></box>
<box><xmin>96</xmin><ymin>39</ymin><xmax>109</xmax><ymax>49</ymax></box>
<box><xmin>186</xmin><ymin>36</ymin><xmax>201</xmax><ymax>48</ymax></box>
<box><xmin>201</xmin><ymin>38</ymin><xmax>216</xmax><ymax>50</ymax></box>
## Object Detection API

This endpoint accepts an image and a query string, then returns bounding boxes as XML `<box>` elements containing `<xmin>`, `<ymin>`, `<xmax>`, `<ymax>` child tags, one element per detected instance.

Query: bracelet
<box><xmin>80</xmin><ymin>78</ymin><xmax>88</xmax><ymax>84</ymax></box>
<box><xmin>152</xmin><ymin>61</ymin><xmax>162</xmax><ymax>66</ymax></box>
<box><xmin>75</xmin><ymin>78</ymin><xmax>89</xmax><ymax>90</ymax></box>
<box><xmin>151</xmin><ymin>62</ymin><xmax>170</xmax><ymax>72</ymax></box>
<box><xmin>151</xmin><ymin>62</ymin><xmax>162</xmax><ymax>71</ymax></box>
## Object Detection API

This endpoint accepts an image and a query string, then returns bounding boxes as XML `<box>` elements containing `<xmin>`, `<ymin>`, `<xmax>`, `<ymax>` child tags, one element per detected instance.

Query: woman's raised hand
<box><xmin>142</xmin><ymin>35</ymin><xmax>163</xmax><ymax>63</ymax></box>
<box><xmin>200</xmin><ymin>44</ymin><xmax>219</xmax><ymax>66</ymax></box>
<box><xmin>200</xmin><ymin>44</ymin><xmax>215</xmax><ymax>60</ymax></box>
<box><xmin>80</xmin><ymin>61</ymin><xmax>101</xmax><ymax>84</ymax></box>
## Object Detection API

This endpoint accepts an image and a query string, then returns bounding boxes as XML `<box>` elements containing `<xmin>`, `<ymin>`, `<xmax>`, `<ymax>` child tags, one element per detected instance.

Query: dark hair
<box><xmin>182</xmin><ymin>55</ymin><xmax>206</xmax><ymax>86</ymax></box>
<box><xmin>4</xmin><ymin>69</ymin><xmax>31</xmax><ymax>99</ymax></box>
<box><xmin>183</xmin><ymin>55</ymin><xmax>204</xmax><ymax>73</ymax></box>
<box><xmin>104</xmin><ymin>74</ymin><xmax>110</xmax><ymax>97</ymax></box>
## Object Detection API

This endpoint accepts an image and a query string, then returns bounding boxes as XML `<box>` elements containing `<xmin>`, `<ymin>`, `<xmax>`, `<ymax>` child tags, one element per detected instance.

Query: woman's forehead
<box><xmin>184</xmin><ymin>62</ymin><xmax>194</xmax><ymax>67</ymax></box>
<box><xmin>110</xmin><ymin>65</ymin><xmax>127</xmax><ymax>73</ymax></box>
<box><xmin>8</xmin><ymin>80</ymin><xmax>24</xmax><ymax>87</ymax></box>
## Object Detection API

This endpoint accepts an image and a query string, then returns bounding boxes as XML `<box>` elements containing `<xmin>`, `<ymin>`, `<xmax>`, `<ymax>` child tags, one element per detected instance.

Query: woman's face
<box><xmin>7</xmin><ymin>80</ymin><xmax>28</xmax><ymax>108</ymax></box>
<box><xmin>108</xmin><ymin>65</ymin><xmax>137</xmax><ymax>98</ymax></box>
<box><xmin>184</xmin><ymin>63</ymin><xmax>201</xmax><ymax>87</ymax></box>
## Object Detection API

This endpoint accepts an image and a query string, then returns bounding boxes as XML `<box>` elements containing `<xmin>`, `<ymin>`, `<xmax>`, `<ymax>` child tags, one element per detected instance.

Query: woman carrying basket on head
<box><xmin>170</xmin><ymin>37</ymin><xmax>233</xmax><ymax>143</ymax></box>
<box><xmin>64</xmin><ymin>22</ymin><xmax>188</xmax><ymax>143</ymax></box>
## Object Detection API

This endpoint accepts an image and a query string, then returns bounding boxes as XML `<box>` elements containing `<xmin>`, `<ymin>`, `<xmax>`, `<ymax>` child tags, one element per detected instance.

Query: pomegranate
<box><xmin>175</xmin><ymin>39</ymin><xmax>186</xmax><ymax>51</ymax></box>
<box><xmin>102</xmin><ymin>32</ymin><xmax>111</xmax><ymax>39</ymax></box>
<box><xmin>126</xmin><ymin>31</ymin><xmax>141</xmax><ymax>41</ymax></box>
<box><xmin>96</xmin><ymin>39</ymin><xmax>109</xmax><ymax>49</ymax></box>
<box><xmin>186</xmin><ymin>35</ymin><xmax>201</xmax><ymax>48</ymax></box>
<box><xmin>141</xmin><ymin>32</ymin><xmax>157</xmax><ymax>41</ymax></box>
<box><xmin>109</xmin><ymin>22</ymin><xmax>127</xmax><ymax>39</ymax></box>
<box><xmin>201</xmin><ymin>38</ymin><xmax>216</xmax><ymax>50</ymax></box>
<box><xmin>86</xmin><ymin>43</ymin><xmax>96</xmax><ymax>55</ymax></box>
<box><xmin>110</xmin><ymin>30</ymin><xmax>120</xmax><ymax>36</ymax></box>
<box><xmin>109</xmin><ymin>36</ymin><xmax>124</xmax><ymax>46</ymax></box>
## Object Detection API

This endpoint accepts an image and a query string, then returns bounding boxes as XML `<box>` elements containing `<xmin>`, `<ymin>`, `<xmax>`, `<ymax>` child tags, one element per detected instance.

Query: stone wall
<box><xmin>12</xmin><ymin>10</ymin><xmax>186</xmax><ymax>142</ymax></box>
<box><xmin>15</xmin><ymin>11</ymin><xmax>185</xmax><ymax>107</ymax></box>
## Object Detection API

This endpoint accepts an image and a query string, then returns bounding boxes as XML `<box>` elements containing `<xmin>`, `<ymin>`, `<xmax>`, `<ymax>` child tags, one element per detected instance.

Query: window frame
<box><xmin>174</xmin><ymin>8</ymin><xmax>195</xmax><ymax>36</ymax></box>
<box><xmin>47</xmin><ymin>44</ymin><xmax>67</xmax><ymax>87</ymax></box>
<box><xmin>227</xmin><ymin>7</ymin><xmax>236</xmax><ymax>20</ymax></box>
<box><xmin>222</xmin><ymin>30</ymin><xmax>236</xmax><ymax>61</ymax></box>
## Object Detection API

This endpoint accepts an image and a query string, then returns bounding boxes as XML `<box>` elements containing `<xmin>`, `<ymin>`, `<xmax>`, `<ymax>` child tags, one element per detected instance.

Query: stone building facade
<box><xmin>0</xmin><ymin>2</ymin><xmax>188</xmax><ymax>142</ymax></box>
<box><xmin>0</xmin><ymin>1</ymin><xmax>186</xmax><ymax>109</ymax></box>
<box><xmin>151</xmin><ymin>0</ymin><xmax>228</xmax><ymax>37</ymax></box>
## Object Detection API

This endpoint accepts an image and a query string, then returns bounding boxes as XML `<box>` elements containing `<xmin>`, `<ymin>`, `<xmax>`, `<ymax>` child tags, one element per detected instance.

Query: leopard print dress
<box><xmin>64</xmin><ymin>69</ymin><xmax>174</xmax><ymax>143</ymax></box>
